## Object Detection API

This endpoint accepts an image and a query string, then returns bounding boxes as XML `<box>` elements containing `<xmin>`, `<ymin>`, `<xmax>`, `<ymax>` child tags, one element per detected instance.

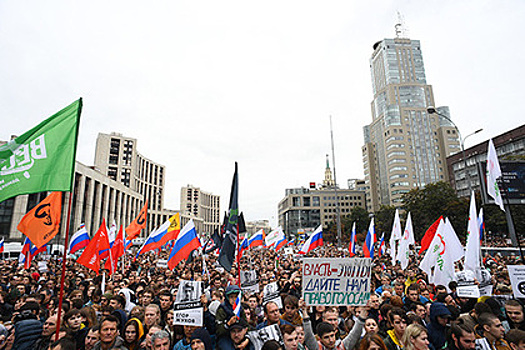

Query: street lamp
<box><xmin>427</xmin><ymin>106</ymin><xmax>482</xmax><ymax>194</ymax></box>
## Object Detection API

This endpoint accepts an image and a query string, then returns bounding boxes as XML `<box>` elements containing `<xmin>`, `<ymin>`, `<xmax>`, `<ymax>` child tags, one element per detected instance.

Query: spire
<box><xmin>395</xmin><ymin>11</ymin><xmax>409</xmax><ymax>39</ymax></box>
<box><xmin>323</xmin><ymin>155</ymin><xmax>335</xmax><ymax>188</ymax></box>
<box><xmin>326</xmin><ymin>154</ymin><xmax>330</xmax><ymax>169</ymax></box>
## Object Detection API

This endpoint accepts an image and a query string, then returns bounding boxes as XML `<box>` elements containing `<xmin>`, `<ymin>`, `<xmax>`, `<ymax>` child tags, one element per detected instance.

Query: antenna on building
<box><xmin>395</xmin><ymin>11</ymin><xmax>409</xmax><ymax>38</ymax></box>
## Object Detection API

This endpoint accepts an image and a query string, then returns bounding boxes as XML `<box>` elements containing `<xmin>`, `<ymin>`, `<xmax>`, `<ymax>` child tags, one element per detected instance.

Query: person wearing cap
<box><xmin>426</xmin><ymin>302</ymin><xmax>453</xmax><ymax>350</ymax></box>
<box><xmin>215</xmin><ymin>285</ymin><xmax>248</xmax><ymax>348</ymax></box>
<box><xmin>221</xmin><ymin>318</ymin><xmax>255</xmax><ymax>350</ymax></box>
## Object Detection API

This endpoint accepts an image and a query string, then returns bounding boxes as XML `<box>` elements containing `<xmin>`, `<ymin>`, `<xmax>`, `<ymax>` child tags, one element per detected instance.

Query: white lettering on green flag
<box><xmin>0</xmin><ymin>99</ymin><xmax>82</xmax><ymax>203</ymax></box>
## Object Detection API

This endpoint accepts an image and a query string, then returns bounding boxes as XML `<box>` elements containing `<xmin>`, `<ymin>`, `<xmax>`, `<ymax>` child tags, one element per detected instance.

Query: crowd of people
<box><xmin>0</xmin><ymin>240</ymin><xmax>523</xmax><ymax>350</ymax></box>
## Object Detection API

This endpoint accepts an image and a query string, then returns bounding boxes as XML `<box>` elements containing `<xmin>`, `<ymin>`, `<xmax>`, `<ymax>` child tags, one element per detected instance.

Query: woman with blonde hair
<box><xmin>401</xmin><ymin>324</ymin><xmax>430</xmax><ymax>350</ymax></box>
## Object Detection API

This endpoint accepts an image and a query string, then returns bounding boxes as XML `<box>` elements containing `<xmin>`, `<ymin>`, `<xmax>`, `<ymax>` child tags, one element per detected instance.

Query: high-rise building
<box><xmin>362</xmin><ymin>29</ymin><xmax>460</xmax><ymax>212</ymax></box>
<box><xmin>94</xmin><ymin>132</ymin><xmax>168</xmax><ymax>233</ymax></box>
<box><xmin>180</xmin><ymin>185</ymin><xmax>220</xmax><ymax>234</ymax></box>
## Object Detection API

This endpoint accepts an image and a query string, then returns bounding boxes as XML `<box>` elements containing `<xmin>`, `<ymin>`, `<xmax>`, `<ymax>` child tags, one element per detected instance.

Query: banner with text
<box><xmin>508</xmin><ymin>265</ymin><xmax>525</xmax><ymax>299</ymax></box>
<box><xmin>241</xmin><ymin>270</ymin><xmax>259</xmax><ymax>293</ymax></box>
<box><xmin>302</xmin><ymin>257</ymin><xmax>371</xmax><ymax>306</ymax></box>
<box><xmin>173</xmin><ymin>280</ymin><xmax>203</xmax><ymax>326</ymax></box>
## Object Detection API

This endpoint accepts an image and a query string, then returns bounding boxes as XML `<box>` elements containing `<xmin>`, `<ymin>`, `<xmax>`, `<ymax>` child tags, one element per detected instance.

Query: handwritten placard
<box><xmin>302</xmin><ymin>258</ymin><xmax>371</xmax><ymax>306</ymax></box>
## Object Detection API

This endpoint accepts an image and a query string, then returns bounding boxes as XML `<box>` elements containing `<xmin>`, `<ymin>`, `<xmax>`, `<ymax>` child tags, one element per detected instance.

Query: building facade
<box><xmin>180</xmin><ymin>185</ymin><xmax>220</xmax><ymax>234</ymax></box>
<box><xmin>278</xmin><ymin>161</ymin><xmax>365</xmax><ymax>235</ymax></box>
<box><xmin>94</xmin><ymin>132</ymin><xmax>169</xmax><ymax>233</ymax></box>
<box><xmin>446</xmin><ymin>124</ymin><xmax>525</xmax><ymax>198</ymax></box>
<box><xmin>362</xmin><ymin>32</ymin><xmax>460</xmax><ymax>212</ymax></box>
<box><xmin>245</xmin><ymin>220</ymin><xmax>272</xmax><ymax>237</ymax></box>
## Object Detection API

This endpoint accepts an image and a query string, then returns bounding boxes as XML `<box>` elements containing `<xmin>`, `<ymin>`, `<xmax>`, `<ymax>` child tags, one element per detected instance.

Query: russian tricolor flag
<box><xmin>136</xmin><ymin>214</ymin><xmax>180</xmax><ymax>258</ymax></box>
<box><xmin>19</xmin><ymin>236</ymin><xmax>46</xmax><ymax>269</ymax></box>
<box><xmin>238</xmin><ymin>237</ymin><xmax>249</xmax><ymax>259</ymax></box>
<box><xmin>167</xmin><ymin>220</ymin><xmax>201</xmax><ymax>270</ymax></box>
<box><xmin>348</xmin><ymin>222</ymin><xmax>357</xmax><ymax>257</ymax></box>
<box><xmin>68</xmin><ymin>224</ymin><xmax>90</xmax><ymax>254</ymax></box>
<box><xmin>0</xmin><ymin>238</ymin><xmax>4</xmax><ymax>254</ymax></box>
<box><xmin>363</xmin><ymin>218</ymin><xmax>376</xmax><ymax>259</ymax></box>
<box><xmin>298</xmin><ymin>225</ymin><xmax>323</xmax><ymax>255</ymax></box>
<box><xmin>377</xmin><ymin>233</ymin><xmax>386</xmax><ymax>257</ymax></box>
<box><xmin>275</xmin><ymin>237</ymin><xmax>288</xmax><ymax>251</ymax></box>
<box><xmin>233</xmin><ymin>289</ymin><xmax>242</xmax><ymax>319</ymax></box>
<box><xmin>248</xmin><ymin>229</ymin><xmax>264</xmax><ymax>249</ymax></box>
<box><xmin>478</xmin><ymin>208</ymin><xmax>484</xmax><ymax>241</ymax></box>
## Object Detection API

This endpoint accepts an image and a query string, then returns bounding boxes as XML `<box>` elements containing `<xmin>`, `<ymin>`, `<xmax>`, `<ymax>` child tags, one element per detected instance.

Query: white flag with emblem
<box><xmin>486</xmin><ymin>139</ymin><xmax>505</xmax><ymax>211</ymax></box>
<box><xmin>464</xmin><ymin>191</ymin><xmax>481</xmax><ymax>279</ymax></box>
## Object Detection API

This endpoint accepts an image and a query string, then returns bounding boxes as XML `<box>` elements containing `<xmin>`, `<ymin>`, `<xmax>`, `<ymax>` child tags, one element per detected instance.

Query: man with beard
<box><xmin>448</xmin><ymin>323</ymin><xmax>476</xmax><ymax>350</ymax></box>
<box><xmin>35</xmin><ymin>314</ymin><xmax>58</xmax><ymax>350</ymax></box>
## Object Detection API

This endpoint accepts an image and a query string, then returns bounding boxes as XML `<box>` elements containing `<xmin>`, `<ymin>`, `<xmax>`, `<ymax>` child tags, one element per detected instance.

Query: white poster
<box><xmin>175</xmin><ymin>280</ymin><xmax>203</xmax><ymax>303</ymax></box>
<box><xmin>455</xmin><ymin>270</ymin><xmax>480</xmax><ymax>298</ymax></box>
<box><xmin>508</xmin><ymin>265</ymin><xmax>525</xmax><ymax>298</ymax></box>
<box><xmin>263</xmin><ymin>282</ymin><xmax>282</xmax><ymax>308</ymax></box>
<box><xmin>302</xmin><ymin>258</ymin><xmax>371</xmax><ymax>306</ymax></box>
<box><xmin>248</xmin><ymin>324</ymin><xmax>283</xmax><ymax>349</ymax></box>
<box><xmin>173</xmin><ymin>301</ymin><xmax>203</xmax><ymax>326</ymax></box>
<box><xmin>156</xmin><ymin>259</ymin><xmax>168</xmax><ymax>268</ymax></box>
<box><xmin>240</xmin><ymin>270</ymin><xmax>259</xmax><ymax>293</ymax></box>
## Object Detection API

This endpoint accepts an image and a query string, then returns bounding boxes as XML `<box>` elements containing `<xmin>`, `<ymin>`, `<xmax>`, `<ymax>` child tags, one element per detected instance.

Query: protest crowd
<box><xmin>0</xmin><ymin>234</ymin><xmax>523</xmax><ymax>350</ymax></box>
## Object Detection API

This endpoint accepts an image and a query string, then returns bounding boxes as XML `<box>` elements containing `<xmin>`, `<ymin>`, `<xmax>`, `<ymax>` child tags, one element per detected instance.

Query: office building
<box><xmin>278</xmin><ymin>161</ymin><xmax>365</xmax><ymax>235</ymax></box>
<box><xmin>362</xmin><ymin>28</ymin><xmax>460</xmax><ymax>212</ymax></box>
<box><xmin>180</xmin><ymin>185</ymin><xmax>220</xmax><ymax>234</ymax></box>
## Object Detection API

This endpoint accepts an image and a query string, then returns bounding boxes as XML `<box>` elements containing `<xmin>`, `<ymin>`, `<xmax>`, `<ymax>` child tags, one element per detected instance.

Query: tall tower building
<box><xmin>180</xmin><ymin>185</ymin><xmax>220</xmax><ymax>234</ymax></box>
<box><xmin>94</xmin><ymin>132</ymin><xmax>168</xmax><ymax>233</ymax></box>
<box><xmin>362</xmin><ymin>28</ymin><xmax>460</xmax><ymax>212</ymax></box>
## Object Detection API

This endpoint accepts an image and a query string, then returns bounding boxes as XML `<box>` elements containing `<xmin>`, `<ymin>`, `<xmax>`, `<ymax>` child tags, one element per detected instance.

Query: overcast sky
<box><xmin>1</xmin><ymin>1</ymin><xmax>523</xmax><ymax>227</ymax></box>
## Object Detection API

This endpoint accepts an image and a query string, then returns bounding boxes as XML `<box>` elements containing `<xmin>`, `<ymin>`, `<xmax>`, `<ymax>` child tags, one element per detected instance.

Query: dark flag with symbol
<box><xmin>218</xmin><ymin>162</ymin><xmax>239</xmax><ymax>272</ymax></box>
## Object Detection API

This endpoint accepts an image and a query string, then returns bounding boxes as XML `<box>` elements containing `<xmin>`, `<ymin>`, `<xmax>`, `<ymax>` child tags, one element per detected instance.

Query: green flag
<box><xmin>0</xmin><ymin>99</ymin><xmax>82</xmax><ymax>203</ymax></box>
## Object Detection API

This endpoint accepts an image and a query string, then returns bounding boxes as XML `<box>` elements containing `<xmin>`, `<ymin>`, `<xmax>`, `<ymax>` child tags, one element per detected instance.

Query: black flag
<box><xmin>218</xmin><ymin>162</ymin><xmax>239</xmax><ymax>272</ymax></box>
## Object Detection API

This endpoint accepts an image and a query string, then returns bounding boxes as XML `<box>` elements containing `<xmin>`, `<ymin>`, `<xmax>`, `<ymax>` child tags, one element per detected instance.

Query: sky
<box><xmin>1</xmin><ymin>1</ymin><xmax>524</xmax><ymax>227</ymax></box>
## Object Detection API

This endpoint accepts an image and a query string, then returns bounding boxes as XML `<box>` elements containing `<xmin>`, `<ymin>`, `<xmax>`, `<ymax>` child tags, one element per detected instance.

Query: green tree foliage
<box><xmin>401</xmin><ymin>182</ymin><xmax>469</xmax><ymax>241</ymax></box>
<box><xmin>374</xmin><ymin>205</ymin><xmax>396</xmax><ymax>238</ymax></box>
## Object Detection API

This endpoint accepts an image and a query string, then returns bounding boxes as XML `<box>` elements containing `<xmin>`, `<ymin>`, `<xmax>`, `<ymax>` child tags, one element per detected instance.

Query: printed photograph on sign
<box><xmin>173</xmin><ymin>301</ymin><xmax>204</xmax><ymax>327</ymax></box>
<box><xmin>175</xmin><ymin>280</ymin><xmax>202</xmax><ymax>303</ymax></box>
<box><xmin>240</xmin><ymin>270</ymin><xmax>259</xmax><ymax>293</ymax></box>
<box><xmin>263</xmin><ymin>281</ymin><xmax>282</xmax><ymax>308</ymax></box>
<box><xmin>248</xmin><ymin>324</ymin><xmax>283</xmax><ymax>349</ymax></box>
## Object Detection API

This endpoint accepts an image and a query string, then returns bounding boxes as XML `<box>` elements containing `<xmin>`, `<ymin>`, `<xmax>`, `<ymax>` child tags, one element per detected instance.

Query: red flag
<box><xmin>418</xmin><ymin>216</ymin><xmax>443</xmax><ymax>255</ymax></box>
<box><xmin>17</xmin><ymin>192</ymin><xmax>62</xmax><ymax>248</ymax></box>
<box><xmin>112</xmin><ymin>225</ymin><xmax>124</xmax><ymax>260</ymax></box>
<box><xmin>126</xmin><ymin>200</ymin><xmax>148</xmax><ymax>241</ymax></box>
<box><xmin>77</xmin><ymin>233</ymin><xmax>101</xmax><ymax>274</ymax></box>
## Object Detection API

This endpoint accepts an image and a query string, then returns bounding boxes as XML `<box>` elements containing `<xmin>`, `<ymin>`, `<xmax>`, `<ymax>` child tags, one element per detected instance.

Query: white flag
<box><xmin>398</xmin><ymin>212</ymin><xmax>414</xmax><ymax>269</ymax></box>
<box><xmin>444</xmin><ymin>218</ymin><xmax>465</xmax><ymax>262</ymax></box>
<box><xmin>486</xmin><ymin>139</ymin><xmax>505</xmax><ymax>211</ymax></box>
<box><xmin>390</xmin><ymin>209</ymin><xmax>402</xmax><ymax>265</ymax></box>
<box><xmin>420</xmin><ymin>218</ymin><xmax>461</xmax><ymax>290</ymax></box>
<box><xmin>465</xmin><ymin>191</ymin><xmax>481</xmax><ymax>279</ymax></box>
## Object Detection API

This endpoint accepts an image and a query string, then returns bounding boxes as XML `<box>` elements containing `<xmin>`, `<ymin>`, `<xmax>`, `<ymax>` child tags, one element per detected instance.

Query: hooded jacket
<box><xmin>13</xmin><ymin>319</ymin><xmax>43</xmax><ymax>350</ymax></box>
<box><xmin>123</xmin><ymin>318</ymin><xmax>145</xmax><ymax>350</ymax></box>
<box><xmin>427</xmin><ymin>302</ymin><xmax>452</xmax><ymax>350</ymax></box>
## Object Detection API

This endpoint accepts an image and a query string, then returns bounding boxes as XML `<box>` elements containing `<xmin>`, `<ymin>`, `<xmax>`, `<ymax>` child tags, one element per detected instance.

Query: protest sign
<box><xmin>302</xmin><ymin>257</ymin><xmax>371</xmax><ymax>306</ymax></box>
<box><xmin>248</xmin><ymin>324</ymin><xmax>283</xmax><ymax>349</ymax></box>
<box><xmin>284</xmin><ymin>247</ymin><xmax>294</xmax><ymax>255</ymax></box>
<box><xmin>508</xmin><ymin>265</ymin><xmax>525</xmax><ymax>298</ymax></box>
<box><xmin>240</xmin><ymin>270</ymin><xmax>259</xmax><ymax>293</ymax></box>
<box><xmin>455</xmin><ymin>270</ymin><xmax>480</xmax><ymax>298</ymax></box>
<box><xmin>478</xmin><ymin>268</ymin><xmax>493</xmax><ymax>297</ymax></box>
<box><xmin>173</xmin><ymin>301</ymin><xmax>203</xmax><ymax>326</ymax></box>
<box><xmin>156</xmin><ymin>259</ymin><xmax>168</xmax><ymax>268</ymax></box>
<box><xmin>175</xmin><ymin>280</ymin><xmax>202</xmax><ymax>303</ymax></box>
<box><xmin>263</xmin><ymin>281</ymin><xmax>282</xmax><ymax>308</ymax></box>
<box><xmin>38</xmin><ymin>261</ymin><xmax>49</xmax><ymax>273</ymax></box>
<box><xmin>173</xmin><ymin>280</ymin><xmax>204</xmax><ymax>326</ymax></box>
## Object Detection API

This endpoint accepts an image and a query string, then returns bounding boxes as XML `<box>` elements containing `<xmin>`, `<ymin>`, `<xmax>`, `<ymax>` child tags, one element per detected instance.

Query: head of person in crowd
<box><xmin>402</xmin><ymin>324</ymin><xmax>429</xmax><ymax>350</ymax></box>
<box><xmin>369</xmin><ymin>294</ymin><xmax>381</xmax><ymax>311</ymax></box>
<box><xmin>144</xmin><ymin>303</ymin><xmax>161</xmax><ymax>329</ymax></box>
<box><xmin>140</xmin><ymin>289</ymin><xmax>155</xmax><ymax>307</ymax></box>
<box><xmin>99</xmin><ymin>315</ymin><xmax>121</xmax><ymax>348</ymax></box>
<box><xmin>49</xmin><ymin>337</ymin><xmax>76</xmax><ymax>350</ymax></box>
<box><xmin>478</xmin><ymin>312</ymin><xmax>507</xmax><ymax>344</ymax></box>
<box><xmin>506</xmin><ymin>329</ymin><xmax>525</xmax><ymax>350</ymax></box>
<box><xmin>42</xmin><ymin>314</ymin><xmax>59</xmax><ymax>338</ymax></box>
<box><xmin>225</xmin><ymin>284</ymin><xmax>241</xmax><ymax>307</ymax></box>
<box><xmin>505</xmin><ymin>300</ymin><xmax>525</xmax><ymax>330</ymax></box>
<box><xmin>145</xmin><ymin>324</ymin><xmax>163</xmax><ymax>349</ymax></box>
<box><xmin>358</xmin><ymin>333</ymin><xmax>388</xmax><ymax>350</ymax></box>
<box><xmin>450</xmin><ymin>322</ymin><xmax>476</xmax><ymax>350</ymax></box>
<box><xmin>130</xmin><ymin>305</ymin><xmax>145</xmax><ymax>322</ymax></box>
<box><xmin>262</xmin><ymin>339</ymin><xmax>284</xmax><ymax>350</ymax></box>
<box><xmin>429</xmin><ymin>302</ymin><xmax>452</xmax><ymax>328</ymax></box>
<box><xmin>64</xmin><ymin>308</ymin><xmax>83</xmax><ymax>331</ymax></box>
<box><xmin>190</xmin><ymin>328</ymin><xmax>213</xmax><ymax>350</ymax></box>
<box><xmin>394</xmin><ymin>282</ymin><xmax>405</xmax><ymax>297</ymax></box>
<box><xmin>229</xmin><ymin>318</ymin><xmax>250</xmax><ymax>348</ymax></box>
<box><xmin>158</xmin><ymin>290</ymin><xmax>172</xmax><ymax>312</ymax></box>
<box><xmin>322</xmin><ymin>306</ymin><xmax>340</xmax><ymax>331</ymax></box>
<box><xmin>317</xmin><ymin>322</ymin><xmax>338</xmax><ymax>349</ymax></box>
<box><xmin>282</xmin><ymin>295</ymin><xmax>299</xmax><ymax>323</ymax></box>
<box><xmin>389</xmin><ymin>307</ymin><xmax>408</xmax><ymax>341</ymax></box>
<box><xmin>281</xmin><ymin>324</ymin><xmax>299</xmax><ymax>350</ymax></box>
<box><xmin>406</xmin><ymin>284</ymin><xmax>420</xmax><ymax>303</ymax></box>
<box><xmin>84</xmin><ymin>326</ymin><xmax>100</xmax><ymax>350</ymax></box>
<box><xmin>109</xmin><ymin>294</ymin><xmax>126</xmax><ymax>311</ymax></box>
<box><xmin>434</xmin><ymin>285</ymin><xmax>447</xmax><ymax>299</ymax></box>
<box><xmin>409</xmin><ymin>301</ymin><xmax>427</xmax><ymax>321</ymax></box>
<box><xmin>151</xmin><ymin>330</ymin><xmax>171</xmax><ymax>350</ymax></box>
<box><xmin>295</xmin><ymin>324</ymin><xmax>305</xmax><ymax>345</ymax></box>
<box><xmin>365</xmin><ymin>317</ymin><xmax>379</xmax><ymax>334</ymax></box>
<box><xmin>123</xmin><ymin>318</ymin><xmax>144</xmax><ymax>349</ymax></box>
<box><xmin>264</xmin><ymin>301</ymin><xmax>281</xmax><ymax>325</ymax></box>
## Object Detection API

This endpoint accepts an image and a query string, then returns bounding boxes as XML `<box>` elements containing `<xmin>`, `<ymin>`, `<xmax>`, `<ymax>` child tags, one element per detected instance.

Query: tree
<box><xmin>324</xmin><ymin>206</ymin><xmax>369</xmax><ymax>245</ymax></box>
<box><xmin>374</xmin><ymin>205</ymin><xmax>396</xmax><ymax>238</ymax></box>
<box><xmin>401</xmin><ymin>182</ymin><xmax>469</xmax><ymax>241</ymax></box>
